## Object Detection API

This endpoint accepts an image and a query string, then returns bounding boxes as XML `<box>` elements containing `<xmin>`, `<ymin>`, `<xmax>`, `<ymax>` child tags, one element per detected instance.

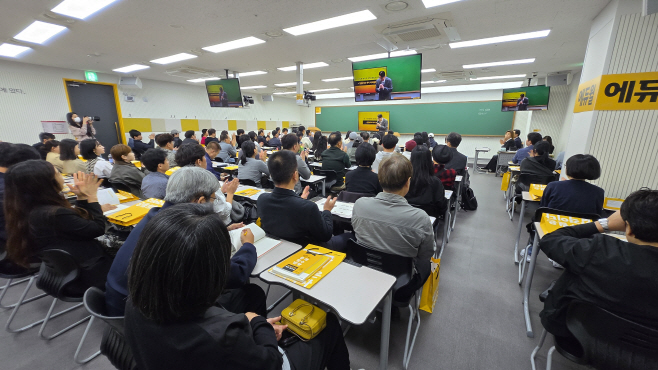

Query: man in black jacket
<box><xmin>129</xmin><ymin>129</ymin><xmax>155</xmax><ymax>159</ymax></box>
<box><xmin>257</xmin><ymin>151</ymin><xmax>350</xmax><ymax>251</ymax></box>
<box><xmin>32</xmin><ymin>132</ymin><xmax>55</xmax><ymax>159</ymax></box>
<box><xmin>181</xmin><ymin>130</ymin><xmax>198</xmax><ymax>146</ymax></box>
<box><xmin>171</xmin><ymin>129</ymin><xmax>182</xmax><ymax>148</ymax></box>
<box><xmin>444</xmin><ymin>132</ymin><xmax>468</xmax><ymax>175</ymax></box>
<box><xmin>539</xmin><ymin>188</ymin><xmax>658</xmax><ymax>340</ymax></box>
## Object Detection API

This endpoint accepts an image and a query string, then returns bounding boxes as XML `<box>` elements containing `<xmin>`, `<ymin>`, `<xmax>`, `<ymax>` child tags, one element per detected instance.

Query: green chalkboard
<box><xmin>352</xmin><ymin>54</ymin><xmax>421</xmax><ymax>93</ymax></box>
<box><xmin>315</xmin><ymin>101</ymin><xmax>514</xmax><ymax>136</ymax></box>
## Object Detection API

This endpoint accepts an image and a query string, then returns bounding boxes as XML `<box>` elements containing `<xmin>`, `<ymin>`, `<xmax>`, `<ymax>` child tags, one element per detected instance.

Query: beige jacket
<box><xmin>46</xmin><ymin>152</ymin><xmax>64</xmax><ymax>172</ymax></box>
<box><xmin>69</xmin><ymin>123</ymin><xmax>96</xmax><ymax>142</ymax></box>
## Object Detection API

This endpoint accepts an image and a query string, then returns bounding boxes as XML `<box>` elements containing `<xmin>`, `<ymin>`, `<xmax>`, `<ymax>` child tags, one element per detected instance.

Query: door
<box><xmin>65</xmin><ymin>80</ymin><xmax>122</xmax><ymax>158</ymax></box>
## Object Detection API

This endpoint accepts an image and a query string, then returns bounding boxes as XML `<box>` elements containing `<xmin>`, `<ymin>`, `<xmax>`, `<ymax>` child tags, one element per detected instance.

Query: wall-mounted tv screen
<box><xmin>205</xmin><ymin>78</ymin><xmax>243</xmax><ymax>108</ymax></box>
<box><xmin>501</xmin><ymin>85</ymin><xmax>550</xmax><ymax>111</ymax></box>
<box><xmin>352</xmin><ymin>54</ymin><xmax>422</xmax><ymax>102</ymax></box>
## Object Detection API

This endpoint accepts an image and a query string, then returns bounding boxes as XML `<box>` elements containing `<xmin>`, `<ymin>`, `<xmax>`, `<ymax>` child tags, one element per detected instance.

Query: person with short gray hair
<box><xmin>164</xmin><ymin>166</ymin><xmax>219</xmax><ymax>204</ymax></box>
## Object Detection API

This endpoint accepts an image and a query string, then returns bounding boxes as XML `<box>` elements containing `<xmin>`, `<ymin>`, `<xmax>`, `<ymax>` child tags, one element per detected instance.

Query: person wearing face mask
<box><xmin>109</xmin><ymin>144</ymin><xmax>145</xmax><ymax>198</ymax></box>
<box><xmin>80</xmin><ymin>139</ymin><xmax>113</xmax><ymax>178</ymax></box>
<box><xmin>66</xmin><ymin>112</ymin><xmax>96</xmax><ymax>142</ymax></box>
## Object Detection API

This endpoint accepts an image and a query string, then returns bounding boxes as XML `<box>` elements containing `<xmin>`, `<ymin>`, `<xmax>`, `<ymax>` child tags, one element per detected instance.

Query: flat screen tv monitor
<box><xmin>352</xmin><ymin>54</ymin><xmax>422</xmax><ymax>102</ymax></box>
<box><xmin>205</xmin><ymin>78</ymin><xmax>243</xmax><ymax>108</ymax></box>
<box><xmin>501</xmin><ymin>85</ymin><xmax>550</xmax><ymax>111</ymax></box>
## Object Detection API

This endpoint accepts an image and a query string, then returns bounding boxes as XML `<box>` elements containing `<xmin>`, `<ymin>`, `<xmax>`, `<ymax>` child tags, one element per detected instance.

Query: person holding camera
<box><xmin>66</xmin><ymin>112</ymin><xmax>96</xmax><ymax>142</ymax></box>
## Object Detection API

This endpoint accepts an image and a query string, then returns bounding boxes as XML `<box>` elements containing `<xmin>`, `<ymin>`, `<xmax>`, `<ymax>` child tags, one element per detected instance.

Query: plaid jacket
<box><xmin>434</xmin><ymin>164</ymin><xmax>456</xmax><ymax>190</ymax></box>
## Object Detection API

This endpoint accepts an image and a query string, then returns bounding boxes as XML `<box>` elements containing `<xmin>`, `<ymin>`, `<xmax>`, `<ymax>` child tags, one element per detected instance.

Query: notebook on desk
<box><xmin>229</xmin><ymin>223</ymin><xmax>281</xmax><ymax>258</ymax></box>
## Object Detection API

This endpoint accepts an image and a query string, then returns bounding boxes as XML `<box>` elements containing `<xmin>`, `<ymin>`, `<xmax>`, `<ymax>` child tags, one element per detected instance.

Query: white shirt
<box><xmin>372</xmin><ymin>151</ymin><xmax>395</xmax><ymax>174</ymax></box>
<box><xmin>94</xmin><ymin>157</ymin><xmax>113</xmax><ymax>178</ymax></box>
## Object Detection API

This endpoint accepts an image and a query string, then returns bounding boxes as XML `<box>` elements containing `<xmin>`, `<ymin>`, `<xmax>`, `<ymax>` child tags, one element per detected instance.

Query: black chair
<box><xmin>531</xmin><ymin>301</ymin><xmax>658</xmax><ymax>370</ymax></box>
<box><xmin>336</xmin><ymin>191</ymin><xmax>374</xmax><ymax>203</ymax></box>
<box><xmin>312</xmin><ymin>169</ymin><xmax>338</xmax><ymax>193</ymax></box>
<box><xmin>75</xmin><ymin>287</ymin><xmax>138</xmax><ymax>369</ymax></box>
<box><xmin>238</xmin><ymin>178</ymin><xmax>259</xmax><ymax>187</ymax></box>
<box><xmin>347</xmin><ymin>239</ymin><xmax>421</xmax><ymax>369</ymax></box>
<box><xmin>108</xmin><ymin>180</ymin><xmax>133</xmax><ymax>195</ymax></box>
<box><xmin>511</xmin><ymin>172</ymin><xmax>556</xmax><ymax>214</ymax></box>
<box><xmin>2</xmin><ymin>253</ymin><xmax>49</xmax><ymax>333</ymax></box>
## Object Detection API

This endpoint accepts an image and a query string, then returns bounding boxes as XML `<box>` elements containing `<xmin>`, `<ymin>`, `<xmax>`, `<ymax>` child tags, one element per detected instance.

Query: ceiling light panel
<box><xmin>422</xmin><ymin>0</ymin><xmax>463</xmax><ymax>8</ymax></box>
<box><xmin>450</xmin><ymin>30</ymin><xmax>550</xmax><ymax>49</ymax></box>
<box><xmin>322</xmin><ymin>76</ymin><xmax>353</xmax><ymax>82</ymax></box>
<box><xmin>14</xmin><ymin>21</ymin><xmax>67</xmax><ymax>44</ymax></box>
<box><xmin>0</xmin><ymin>43</ymin><xmax>31</xmax><ymax>57</ymax></box>
<box><xmin>463</xmin><ymin>58</ymin><xmax>535</xmax><ymax>69</ymax></box>
<box><xmin>238</xmin><ymin>71</ymin><xmax>267</xmax><ymax>77</ymax></box>
<box><xmin>470</xmin><ymin>74</ymin><xmax>526</xmax><ymax>81</ymax></box>
<box><xmin>274</xmin><ymin>81</ymin><xmax>309</xmax><ymax>87</ymax></box>
<box><xmin>348</xmin><ymin>49</ymin><xmax>416</xmax><ymax>62</ymax></box>
<box><xmin>51</xmin><ymin>0</ymin><xmax>118</xmax><ymax>20</ymax></box>
<box><xmin>113</xmin><ymin>64</ymin><xmax>149</xmax><ymax>73</ymax></box>
<box><xmin>277</xmin><ymin>62</ymin><xmax>328</xmax><ymax>71</ymax></box>
<box><xmin>187</xmin><ymin>77</ymin><xmax>221</xmax><ymax>83</ymax></box>
<box><xmin>315</xmin><ymin>92</ymin><xmax>356</xmax><ymax>99</ymax></box>
<box><xmin>421</xmin><ymin>80</ymin><xmax>447</xmax><ymax>84</ymax></box>
<box><xmin>150</xmin><ymin>53</ymin><xmax>197</xmax><ymax>65</ymax></box>
<box><xmin>242</xmin><ymin>85</ymin><xmax>267</xmax><ymax>89</ymax></box>
<box><xmin>422</xmin><ymin>81</ymin><xmax>524</xmax><ymax>93</ymax></box>
<box><xmin>421</xmin><ymin>68</ymin><xmax>436</xmax><ymax>73</ymax></box>
<box><xmin>283</xmin><ymin>10</ymin><xmax>377</xmax><ymax>36</ymax></box>
<box><xmin>309</xmin><ymin>88</ymin><xmax>340</xmax><ymax>92</ymax></box>
<box><xmin>202</xmin><ymin>36</ymin><xmax>265</xmax><ymax>53</ymax></box>
<box><xmin>273</xmin><ymin>91</ymin><xmax>297</xmax><ymax>95</ymax></box>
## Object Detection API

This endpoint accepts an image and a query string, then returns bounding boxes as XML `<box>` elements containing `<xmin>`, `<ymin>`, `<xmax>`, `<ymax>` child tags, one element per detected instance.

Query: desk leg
<box><xmin>474</xmin><ymin>152</ymin><xmax>482</xmax><ymax>173</ymax></box>
<box><xmin>514</xmin><ymin>200</ymin><xmax>526</xmax><ymax>266</ymax></box>
<box><xmin>322</xmin><ymin>179</ymin><xmax>326</xmax><ymax>197</ymax></box>
<box><xmin>523</xmin><ymin>233</ymin><xmax>540</xmax><ymax>338</ymax></box>
<box><xmin>379</xmin><ymin>290</ymin><xmax>392</xmax><ymax>370</ymax></box>
<box><xmin>451</xmin><ymin>182</ymin><xmax>461</xmax><ymax>231</ymax></box>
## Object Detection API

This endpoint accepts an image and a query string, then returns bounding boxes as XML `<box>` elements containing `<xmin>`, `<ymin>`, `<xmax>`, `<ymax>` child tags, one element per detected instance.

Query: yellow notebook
<box><xmin>268</xmin><ymin>245</ymin><xmax>345</xmax><ymax>289</ymax></box>
<box><xmin>539</xmin><ymin>213</ymin><xmax>593</xmax><ymax>235</ymax></box>
<box><xmin>107</xmin><ymin>198</ymin><xmax>165</xmax><ymax>226</ymax></box>
<box><xmin>116</xmin><ymin>190</ymin><xmax>139</xmax><ymax>203</ymax></box>
<box><xmin>223</xmin><ymin>165</ymin><xmax>239</xmax><ymax>170</ymax></box>
<box><xmin>235</xmin><ymin>188</ymin><xmax>262</xmax><ymax>197</ymax></box>
<box><xmin>165</xmin><ymin>166</ymin><xmax>181</xmax><ymax>176</ymax></box>
<box><xmin>529</xmin><ymin>184</ymin><xmax>547</xmax><ymax>200</ymax></box>
<box><xmin>131</xmin><ymin>160</ymin><xmax>142</xmax><ymax>168</ymax></box>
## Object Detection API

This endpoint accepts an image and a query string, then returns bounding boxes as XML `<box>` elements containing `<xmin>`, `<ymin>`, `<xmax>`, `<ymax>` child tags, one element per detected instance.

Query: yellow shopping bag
<box><xmin>419</xmin><ymin>256</ymin><xmax>441</xmax><ymax>313</ymax></box>
<box><xmin>500</xmin><ymin>171</ymin><xmax>511</xmax><ymax>191</ymax></box>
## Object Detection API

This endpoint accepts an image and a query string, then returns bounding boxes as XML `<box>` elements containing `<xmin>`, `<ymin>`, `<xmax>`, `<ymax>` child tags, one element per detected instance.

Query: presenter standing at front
<box><xmin>376</xmin><ymin>114</ymin><xmax>388</xmax><ymax>136</ymax></box>
<box><xmin>375</xmin><ymin>71</ymin><xmax>393</xmax><ymax>101</ymax></box>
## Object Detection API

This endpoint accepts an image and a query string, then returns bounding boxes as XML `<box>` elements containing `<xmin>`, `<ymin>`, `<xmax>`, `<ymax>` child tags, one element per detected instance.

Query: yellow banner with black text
<box><xmin>574</xmin><ymin>72</ymin><xmax>658</xmax><ymax>112</ymax></box>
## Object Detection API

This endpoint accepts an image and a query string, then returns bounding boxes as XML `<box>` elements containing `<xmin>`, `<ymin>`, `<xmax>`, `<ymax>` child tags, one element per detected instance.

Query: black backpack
<box><xmin>460</xmin><ymin>185</ymin><xmax>478</xmax><ymax>211</ymax></box>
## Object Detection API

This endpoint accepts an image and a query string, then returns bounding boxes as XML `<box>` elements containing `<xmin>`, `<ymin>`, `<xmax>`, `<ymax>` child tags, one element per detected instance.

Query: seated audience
<box><xmin>258</xmin><ymin>151</ymin><xmax>350</xmax><ymax>251</ymax></box>
<box><xmin>281</xmin><ymin>133</ymin><xmax>311</xmax><ymax>193</ymax></box>
<box><xmin>516</xmin><ymin>141</ymin><xmax>556</xmax><ymax>194</ymax></box>
<box><xmin>43</xmin><ymin>140</ymin><xmax>63</xmax><ymax>172</ymax></box>
<box><xmin>352</xmin><ymin>154</ymin><xmax>435</xmax><ymax>301</ymax></box>
<box><xmin>238</xmin><ymin>141</ymin><xmax>269</xmax><ymax>187</ymax></box>
<box><xmin>5</xmin><ymin>164</ymin><xmax>113</xmax><ymax>294</ymax></box>
<box><xmin>129</xmin><ymin>129</ymin><xmax>155</xmax><ymax>160</ymax></box>
<box><xmin>171</xmin><ymin>129</ymin><xmax>182</xmax><ymax>148</ymax></box>
<box><xmin>444</xmin><ymin>132</ymin><xmax>468</xmax><ymax>174</ymax></box>
<box><xmin>360</xmin><ymin>131</ymin><xmax>370</xmax><ymax>144</ymax></box>
<box><xmin>200</xmin><ymin>128</ymin><xmax>208</xmax><ymax>145</ymax></box>
<box><xmin>314</xmin><ymin>135</ymin><xmax>328</xmax><ymax>161</ymax></box>
<box><xmin>512</xmin><ymin>132</ymin><xmax>542</xmax><ymax>164</ymax></box>
<box><xmin>155</xmin><ymin>133</ymin><xmax>177</xmax><ymax>167</ymax></box>
<box><xmin>204</xmin><ymin>141</ymin><xmax>223</xmax><ymax>180</ymax></box>
<box><xmin>257</xmin><ymin>129</ymin><xmax>266</xmax><ymax>145</ymax></box>
<box><xmin>268</xmin><ymin>130</ymin><xmax>282</xmax><ymax>149</ymax></box>
<box><xmin>428</xmin><ymin>133</ymin><xmax>438</xmax><ymax>148</ymax></box>
<box><xmin>413</xmin><ymin>132</ymin><xmax>425</xmax><ymax>147</ymax></box>
<box><xmin>175</xmin><ymin>143</ymin><xmax>241</xmax><ymax>225</ymax></box>
<box><xmin>373</xmin><ymin>134</ymin><xmax>398</xmax><ymax>174</ymax></box>
<box><xmin>539</xmin><ymin>189</ymin><xmax>658</xmax><ymax>344</ymax></box>
<box><xmin>543</xmin><ymin>135</ymin><xmax>555</xmax><ymax>154</ymax></box>
<box><xmin>343</xmin><ymin>131</ymin><xmax>357</xmax><ymax>152</ymax></box>
<box><xmin>109</xmin><ymin>144</ymin><xmax>145</xmax><ymax>197</ymax></box>
<box><xmin>217</xmin><ymin>132</ymin><xmax>237</xmax><ymax>163</ymax></box>
<box><xmin>124</xmin><ymin>203</ymin><xmax>350</xmax><ymax>370</ymax></box>
<box><xmin>182</xmin><ymin>130</ymin><xmax>198</xmax><ymax>146</ymax></box>
<box><xmin>59</xmin><ymin>138</ymin><xmax>87</xmax><ymax>174</ymax></box>
<box><xmin>80</xmin><ymin>139</ymin><xmax>112</xmax><ymax>178</ymax></box>
<box><xmin>405</xmin><ymin>139</ymin><xmax>417</xmax><ymax>152</ymax></box>
<box><xmin>371</xmin><ymin>136</ymin><xmax>381</xmax><ymax>152</ymax></box>
<box><xmin>204</xmin><ymin>128</ymin><xmax>220</xmax><ymax>146</ymax></box>
<box><xmin>433</xmin><ymin>145</ymin><xmax>457</xmax><ymax>190</ymax></box>
<box><xmin>247</xmin><ymin>131</ymin><xmax>262</xmax><ymax>153</ymax></box>
<box><xmin>405</xmin><ymin>147</ymin><xmax>448</xmax><ymax>217</ymax></box>
<box><xmin>346</xmin><ymin>136</ymin><xmax>362</xmax><ymax>163</ymax></box>
<box><xmin>481</xmin><ymin>130</ymin><xmax>516</xmax><ymax>172</ymax></box>
<box><xmin>514</xmin><ymin>129</ymin><xmax>524</xmax><ymax>150</ymax></box>
<box><xmin>345</xmin><ymin>143</ymin><xmax>381</xmax><ymax>196</ymax></box>
<box><xmin>343</xmin><ymin>131</ymin><xmax>353</xmax><ymax>147</ymax></box>
<box><xmin>106</xmin><ymin>167</ymin><xmax>260</xmax><ymax>316</ymax></box>
<box><xmin>33</xmin><ymin>132</ymin><xmax>56</xmax><ymax>159</ymax></box>
<box><xmin>540</xmin><ymin>154</ymin><xmax>604</xmax><ymax>215</ymax></box>
<box><xmin>311</xmin><ymin>131</ymin><xmax>322</xmax><ymax>151</ymax></box>
<box><xmin>321</xmin><ymin>133</ymin><xmax>351</xmax><ymax>191</ymax></box>
<box><xmin>554</xmin><ymin>151</ymin><xmax>565</xmax><ymax>170</ymax></box>
<box><xmin>140</xmin><ymin>149</ymin><xmax>170</xmax><ymax>199</ymax></box>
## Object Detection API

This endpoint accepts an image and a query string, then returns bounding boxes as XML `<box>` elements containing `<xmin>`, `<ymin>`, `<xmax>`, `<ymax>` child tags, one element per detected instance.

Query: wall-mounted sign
<box><xmin>574</xmin><ymin>72</ymin><xmax>658</xmax><ymax>112</ymax></box>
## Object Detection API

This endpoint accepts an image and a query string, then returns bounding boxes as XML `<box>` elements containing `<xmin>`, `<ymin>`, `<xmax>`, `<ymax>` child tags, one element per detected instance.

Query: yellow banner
<box><xmin>358</xmin><ymin>111</ymin><xmax>390</xmax><ymax>131</ymax></box>
<box><xmin>353</xmin><ymin>67</ymin><xmax>386</xmax><ymax>94</ymax></box>
<box><xmin>574</xmin><ymin>72</ymin><xmax>658</xmax><ymax>112</ymax></box>
<box><xmin>539</xmin><ymin>213</ymin><xmax>593</xmax><ymax>235</ymax></box>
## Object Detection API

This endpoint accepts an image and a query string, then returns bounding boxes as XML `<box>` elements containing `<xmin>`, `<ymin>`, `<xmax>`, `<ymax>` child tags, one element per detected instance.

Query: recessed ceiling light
<box><xmin>422</xmin><ymin>81</ymin><xmax>524</xmax><ymax>93</ymax></box>
<box><xmin>470</xmin><ymin>74</ymin><xmax>527</xmax><ymax>81</ymax></box>
<box><xmin>322</xmin><ymin>76</ymin><xmax>353</xmax><ymax>82</ymax></box>
<box><xmin>348</xmin><ymin>49</ymin><xmax>416</xmax><ymax>62</ymax></box>
<box><xmin>421</xmin><ymin>80</ymin><xmax>447</xmax><ymax>84</ymax></box>
<box><xmin>385</xmin><ymin>1</ymin><xmax>409</xmax><ymax>11</ymax></box>
<box><xmin>422</xmin><ymin>0</ymin><xmax>462</xmax><ymax>8</ymax></box>
<box><xmin>278</xmin><ymin>62</ymin><xmax>329</xmax><ymax>71</ymax></box>
<box><xmin>450</xmin><ymin>30</ymin><xmax>550</xmax><ymax>49</ymax></box>
<box><xmin>150</xmin><ymin>53</ymin><xmax>197</xmax><ymax>65</ymax></box>
<box><xmin>315</xmin><ymin>92</ymin><xmax>355</xmax><ymax>99</ymax></box>
<box><xmin>187</xmin><ymin>77</ymin><xmax>221</xmax><ymax>83</ymax></box>
<box><xmin>273</xmin><ymin>91</ymin><xmax>297</xmax><ymax>95</ymax></box>
<box><xmin>202</xmin><ymin>36</ymin><xmax>265</xmax><ymax>53</ymax></box>
<box><xmin>242</xmin><ymin>85</ymin><xmax>267</xmax><ymax>89</ymax></box>
<box><xmin>14</xmin><ymin>21</ymin><xmax>67</xmax><ymax>44</ymax></box>
<box><xmin>0</xmin><ymin>43</ymin><xmax>31</xmax><ymax>57</ymax></box>
<box><xmin>237</xmin><ymin>71</ymin><xmax>267</xmax><ymax>77</ymax></box>
<box><xmin>274</xmin><ymin>81</ymin><xmax>309</xmax><ymax>87</ymax></box>
<box><xmin>463</xmin><ymin>58</ymin><xmax>535</xmax><ymax>69</ymax></box>
<box><xmin>421</xmin><ymin>68</ymin><xmax>436</xmax><ymax>73</ymax></box>
<box><xmin>309</xmin><ymin>88</ymin><xmax>340</xmax><ymax>92</ymax></box>
<box><xmin>265</xmin><ymin>30</ymin><xmax>284</xmax><ymax>38</ymax></box>
<box><xmin>51</xmin><ymin>0</ymin><xmax>118</xmax><ymax>20</ymax></box>
<box><xmin>283</xmin><ymin>10</ymin><xmax>377</xmax><ymax>36</ymax></box>
<box><xmin>113</xmin><ymin>64</ymin><xmax>150</xmax><ymax>73</ymax></box>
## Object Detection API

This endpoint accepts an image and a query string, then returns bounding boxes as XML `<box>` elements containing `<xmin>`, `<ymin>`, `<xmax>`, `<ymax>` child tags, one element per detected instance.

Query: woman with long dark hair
<box><xmin>124</xmin><ymin>203</ymin><xmax>351</xmax><ymax>370</ymax></box>
<box><xmin>66</xmin><ymin>112</ymin><xmax>95</xmax><ymax>142</ymax></box>
<box><xmin>237</xmin><ymin>141</ymin><xmax>269</xmax><ymax>187</ymax></box>
<box><xmin>311</xmin><ymin>131</ymin><xmax>323</xmax><ymax>152</ymax></box>
<box><xmin>80</xmin><ymin>139</ymin><xmax>112</xmax><ymax>178</ymax></box>
<box><xmin>59</xmin><ymin>138</ymin><xmax>86</xmax><ymax>174</ymax></box>
<box><xmin>4</xmin><ymin>161</ymin><xmax>113</xmax><ymax>292</ymax></box>
<box><xmin>314</xmin><ymin>135</ymin><xmax>328</xmax><ymax>160</ymax></box>
<box><xmin>43</xmin><ymin>140</ymin><xmax>63</xmax><ymax>172</ymax></box>
<box><xmin>109</xmin><ymin>144</ymin><xmax>145</xmax><ymax>197</ymax></box>
<box><xmin>405</xmin><ymin>145</ymin><xmax>447</xmax><ymax>217</ymax></box>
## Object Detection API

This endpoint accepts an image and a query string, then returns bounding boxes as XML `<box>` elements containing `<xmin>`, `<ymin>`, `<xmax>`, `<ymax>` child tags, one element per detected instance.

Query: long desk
<box><xmin>250</xmin><ymin>240</ymin><xmax>302</xmax><ymax>276</ymax></box>
<box><xmin>301</xmin><ymin>174</ymin><xmax>327</xmax><ymax>196</ymax></box>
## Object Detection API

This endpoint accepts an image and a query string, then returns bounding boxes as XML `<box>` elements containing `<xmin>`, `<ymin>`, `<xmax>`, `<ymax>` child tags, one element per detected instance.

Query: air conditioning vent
<box><xmin>165</xmin><ymin>66</ymin><xmax>214</xmax><ymax>79</ymax></box>
<box><xmin>377</xmin><ymin>12</ymin><xmax>455</xmax><ymax>47</ymax></box>
<box><xmin>396</xmin><ymin>27</ymin><xmax>442</xmax><ymax>42</ymax></box>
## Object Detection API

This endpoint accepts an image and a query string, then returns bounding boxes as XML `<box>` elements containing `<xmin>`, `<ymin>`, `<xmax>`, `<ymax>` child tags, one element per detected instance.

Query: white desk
<box><xmin>261</xmin><ymin>146</ymin><xmax>275</xmax><ymax>150</ymax></box>
<box><xmin>259</xmin><ymin>263</ymin><xmax>397</xmax><ymax>370</ymax></box>
<box><xmin>309</xmin><ymin>162</ymin><xmax>322</xmax><ymax>168</ymax></box>
<box><xmin>300</xmin><ymin>175</ymin><xmax>327</xmax><ymax>196</ymax></box>
<box><xmin>315</xmin><ymin>198</ymin><xmax>353</xmax><ymax>219</ymax></box>
<box><xmin>233</xmin><ymin>185</ymin><xmax>266</xmax><ymax>201</ymax></box>
<box><xmin>211</xmin><ymin>162</ymin><xmax>228</xmax><ymax>168</ymax></box>
<box><xmin>473</xmin><ymin>147</ymin><xmax>490</xmax><ymax>173</ymax></box>
<box><xmin>250</xmin><ymin>240</ymin><xmax>302</xmax><ymax>276</ymax></box>
<box><xmin>347</xmin><ymin>165</ymin><xmax>357</xmax><ymax>171</ymax></box>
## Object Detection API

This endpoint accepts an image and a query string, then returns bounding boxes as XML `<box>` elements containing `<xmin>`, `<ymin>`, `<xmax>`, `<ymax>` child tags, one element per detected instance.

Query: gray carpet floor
<box><xmin>0</xmin><ymin>172</ymin><xmax>588</xmax><ymax>370</ymax></box>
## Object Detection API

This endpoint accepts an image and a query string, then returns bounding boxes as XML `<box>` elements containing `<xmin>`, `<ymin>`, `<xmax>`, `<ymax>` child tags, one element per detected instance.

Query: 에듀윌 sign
<box><xmin>574</xmin><ymin>72</ymin><xmax>658</xmax><ymax>112</ymax></box>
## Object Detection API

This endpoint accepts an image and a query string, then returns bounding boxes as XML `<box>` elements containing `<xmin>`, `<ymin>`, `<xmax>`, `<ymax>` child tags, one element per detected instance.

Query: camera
<box><xmin>87</xmin><ymin>116</ymin><xmax>101</xmax><ymax>122</ymax></box>
<box><xmin>243</xmin><ymin>95</ymin><xmax>254</xmax><ymax>106</ymax></box>
<box><xmin>303</xmin><ymin>91</ymin><xmax>316</xmax><ymax>102</ymax></box>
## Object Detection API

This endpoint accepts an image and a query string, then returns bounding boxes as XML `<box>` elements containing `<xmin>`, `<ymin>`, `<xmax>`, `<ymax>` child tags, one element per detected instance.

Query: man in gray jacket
<box><xmin>281</xmin><ymin>134</ymin><xmax>311</xmax><ymax>194</ymax></box>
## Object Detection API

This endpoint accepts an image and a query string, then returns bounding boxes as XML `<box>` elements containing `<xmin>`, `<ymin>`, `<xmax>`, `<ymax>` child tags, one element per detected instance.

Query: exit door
<box><xmin>65</xmin><ymin>80</ymin><xmax>123</xmax><ymax>157</ymax></box>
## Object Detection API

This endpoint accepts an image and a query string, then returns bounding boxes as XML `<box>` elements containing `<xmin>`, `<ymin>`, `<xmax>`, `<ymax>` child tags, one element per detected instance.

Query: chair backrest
<box><xmin>239</xmin><ymin>178</ymin><xmax>259</xmax><ymax>187</ymax></box>
<box><xmin>0</xmin><ymin>251</ymin><xmax>40</xmax><ymax>279</ymax></box>
<box><xmin>313</xmin><ymin>169</ymin><xmax>338</xmax><ymax>183</ymax></box>
<box><xmin>337</xmin><ymin>191</ymin><xmax>374</xmax><ymax>203</ymax></box>
<box><xmin>35</xmin><ymin>249</ymin><xmax>81</xmax><ymax>299</ymax></box>
<box><xmin>497</xmin><ymin>151</ymin><xmax>516</xmax><ymax>165</ymax></box>
<box><xmin>534</xmin><ymin>207</ymin><xmax>601</xmax><ymax>224</ymax></box>
<box><xmin>347</xmin><ymin>239</ymin><xmax>413</xmax><ymax>279</ymax></box>
<box><xmin>518</xmin><ymin>172</ymin><xmax>555</xmax><ymax>187</ymax></box>
<box><xmin>109</xmin><ymin>180</ymin><xmax>132</xmax><ymax>194</ymax></box>
<box><xmin>409</xmin><ymin>202</ymin><xmax>440</xmax><ymax>218</ymax></box>
<box><xmin>566</xmin><ymin>301</ymin><xmax>658</xmax><ymax>370</ymax></box>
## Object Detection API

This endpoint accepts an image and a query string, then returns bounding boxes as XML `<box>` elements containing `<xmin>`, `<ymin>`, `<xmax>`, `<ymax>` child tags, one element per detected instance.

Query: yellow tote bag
<box><xmin>500</xmin><ymin>171</ymin><xmax>511</xmax><ymax>191</ymax></box>
<box><xmin>419</xmin><ymin>256</ymin><xmax>441</xmax><ymax>313</ymax></box>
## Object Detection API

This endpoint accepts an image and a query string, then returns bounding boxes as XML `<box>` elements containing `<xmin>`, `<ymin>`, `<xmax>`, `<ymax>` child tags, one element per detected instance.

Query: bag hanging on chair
<box><xmin>419</xmin><ymin>256</ymin><xmax>441</xmax><ymax>313</ymax></box>
<box><xmin>501</xmin><ymin>171</ymin><xmax>511</xmax><ymax>191</ymax></box>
